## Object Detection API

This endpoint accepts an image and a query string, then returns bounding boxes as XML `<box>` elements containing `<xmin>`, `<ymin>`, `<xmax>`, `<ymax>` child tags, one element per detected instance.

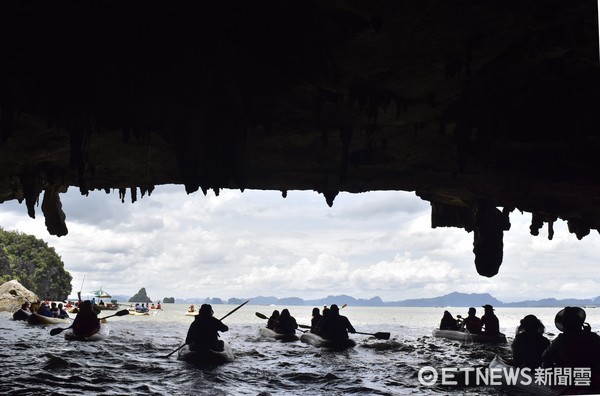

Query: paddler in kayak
<box><xmin>12</xmin><ymin>303</ymin><xmax>31</xmax><ymax>321</ymax></box>
<box><xmin>274</xmin><ymin>309</ymin><xmax>298</xmax><ymax>335</ymax></box>
<box><xmin>185</xmin><ymin>304</ymin><xmax>229</xmax><ymax>352</ymax></box>
<box><xmin>266</xmin><ymin>310</ymin><xmax>279</xmax><ymax>330</ymax></box>
<box><xmin>71</xmin><ymin>300</ymin><xmax>100</xmax><ymax>336</ymax></box>
<box><xmin>480</xmin><ymin>304</ymin><xmax>500</xmax><ymax>336</ymax></box>
<box><xmin>310</xmin><ymin>307</ymin><xmax>323</xmax><ymax>333</ymax></box>
<box><xmin>318</xmin><ymin>304</ymin><xmax>356</xmax><ymax>340</ymax></box>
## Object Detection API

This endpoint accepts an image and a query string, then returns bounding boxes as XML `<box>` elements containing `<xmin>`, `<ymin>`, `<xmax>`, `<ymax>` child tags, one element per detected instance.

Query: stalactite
<box><xmin>20</xmin><ymin>171</ymin><xmax>39</xmax><ymax>219</ymax></box>
<box><xmin>41</xmin><ymin>185</ymin><xmax>68</xmax><ymax>237</ymax></box>
<box><xmin>119</xmin><ymin>188</ymin><xmax>126</xmax><ymax>203</ymax></box>
<box><xmin>130</xmin><ymin>187</ymin><xmax>137</xmax><ymax>204</ymax></box>
<box><xmin>281</xmin><ymin>190</ymin><xmax>287</xmax><ymax>198</ymax></box>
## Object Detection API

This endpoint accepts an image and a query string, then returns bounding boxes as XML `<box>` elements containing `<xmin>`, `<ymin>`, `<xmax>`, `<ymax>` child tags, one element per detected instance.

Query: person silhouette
<box><xmin>462</xmin><ymin>307</ymin><xmax>482</xmax><ymax>333</ymax></box>
<box><xmin>318</xmin><ymin>304</ymin><xmax>356</xmax><ymax>340</ymax></box>
<box><xmin>480</xmin><ymin>304</ymin><xmax>500</xmax><ymax>336</ymax></box>
<box><xmin>185</xmin><ymin>304</ymin><xmax>228</xmax><ymax>351</ymax></box>
<box><xmin>512</xmin><ymin>314</ymin><xmax>549</xmax><ymax>369</ymax></box>
<box><xmin>439</xmin><ymin>310</ymin><xmax>459</xmax><ymax>330</ymax></box>
<box><xmin>542</xmin><ymin>307</ymin><xmax>600</xmax><ymax>369</ymax></box>
<box><xmin>275</xmin><ymin>309</ymin><xmax>298</xmax><ymax>335</ymax></box>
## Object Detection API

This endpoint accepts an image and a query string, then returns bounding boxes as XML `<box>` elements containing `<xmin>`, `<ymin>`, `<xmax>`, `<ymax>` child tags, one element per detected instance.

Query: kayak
<box><xmin>432</xmin><ymin>329</ymin><xmax>507</xmax><ymax>343</ymax></box>
<box><xmin>177</xmin><ymin>343</ymin><xmax>234</xmax><ymax>365</ymax></box>
<box><xmin>27</xmin><ymin>313</ymin><xmax>71</xmax><ymax>326</ymax></box>
<box><xmin>128</xmin><ymin>310</ymin><xmax>150</xmax><ymax>316</ymax></box>
<box><xmin>259</xmin><ymin>327</ymin><xmax>299</xmax><ymax>342</ymax></box>
<box><xmin>185</xmin><ymin>311</ymin><xmax>197</xmax><ymax>316</ymax></box>
<box><xmin>64</xmin><ymin>323</ymin><xmax>110</xmax><ymax>341</ymax></box>
<box><xmin>489</xmin><ymin>355</ymin><xmax>562</xmax><ymax>395</ymax></box>
<box><xmin>300</xmin><ymin>332</ymin><xmax>357</xmax><ymax>351</ymax></box>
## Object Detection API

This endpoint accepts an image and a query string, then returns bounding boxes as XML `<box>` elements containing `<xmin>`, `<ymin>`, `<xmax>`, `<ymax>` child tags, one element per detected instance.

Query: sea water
<box><xmin>1</xmin><ymin>304</ymin><xmax>598</xmax><ymax>395</ymax></box>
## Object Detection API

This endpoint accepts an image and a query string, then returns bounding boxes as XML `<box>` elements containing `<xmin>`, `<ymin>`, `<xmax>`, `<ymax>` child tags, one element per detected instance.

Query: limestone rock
<box><xmin>0</xmin><ymin>280</ymin><xmax>38</xmax><ymax>313</ymax></box>
<box><xmin>128</xmin><ymin>287</ymin><xmax>152</xmax><ymax>303</ymax></box>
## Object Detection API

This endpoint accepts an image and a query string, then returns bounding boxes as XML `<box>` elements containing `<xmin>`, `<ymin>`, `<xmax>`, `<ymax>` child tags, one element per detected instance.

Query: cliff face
<box><xmin>0</xmin><ymin>1</ymin><xmax>598</xmax><ymax>278</ymax></box>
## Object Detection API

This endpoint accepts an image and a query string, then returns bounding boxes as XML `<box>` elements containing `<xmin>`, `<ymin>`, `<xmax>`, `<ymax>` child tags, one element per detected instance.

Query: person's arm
<box><xmin>346</xmin><ymin>318</ymin><xmax>356</xmax><ymax>333</ymax></box>
<box><xmin>217</xmin><ymin>319</ymin><xmax>229</xmax><ymax>332</ymax></box>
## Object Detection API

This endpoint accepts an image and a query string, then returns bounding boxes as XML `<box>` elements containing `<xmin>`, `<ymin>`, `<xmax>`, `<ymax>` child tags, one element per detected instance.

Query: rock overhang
<box><xmin>0</xmin><ymin>1</ymin><xmax>599</xmax><ymax>278</ymax></box>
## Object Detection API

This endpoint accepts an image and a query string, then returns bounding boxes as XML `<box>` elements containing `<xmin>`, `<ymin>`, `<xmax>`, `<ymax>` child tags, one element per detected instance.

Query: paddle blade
<box><xmin>115</xmin><ymin>309</ymin><xmax>130</xmax><ymax>316</ymax></box>
<box><xmin>373</xmin><ymin>332</ymin><xmax>390</xmax><ymax>340</ymax></box>
<box><xmin>255</xmin><ymin>312</ymin><xmax>268</xmax><ymax>320</ymax></box>
<box><xmin>50</xmin><ymin>327</ymin><xmax>68</xmax><ymax>336</ymax></box>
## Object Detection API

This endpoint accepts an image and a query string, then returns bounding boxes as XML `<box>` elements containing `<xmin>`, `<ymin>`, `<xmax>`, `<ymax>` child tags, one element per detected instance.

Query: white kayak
<box><xmin>259</xmin><ymin>327</ymin><xmax>299</xmax><ymax>342</ymax></box>
<box><xmin>27</xmin><ymin>313</ymin><xmax>71</xmax><ymax>326</ymax></box>
<box><xmin>432</xmin><ymin>329</ymin><xmax>507</xmax><ymax>343</ymax></box>
<box><xmin>489</xmin><ymin>355</ymin><xmax>563</xmax><ymax>395</ymax></box>
<box><xmin>177</xmin><ymin>343</ymin><xmax>234</xmax><ymax>365</ymax></box>
<box><xmin>64</xmin><ymin>323</ymin><xmax>110</xmax><ymax>341</ymax></box>
<box><xmin>300</xmin><ymin>332</ymin><xmax>356</xmax><ymax>351</ymax></box>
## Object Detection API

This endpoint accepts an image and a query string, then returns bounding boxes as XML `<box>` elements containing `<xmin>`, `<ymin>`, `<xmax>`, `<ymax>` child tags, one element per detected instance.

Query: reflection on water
<box><xmin>1</xmin><ymin>305</ymin><xmax>596</xmax><ymax>395</ymax></box>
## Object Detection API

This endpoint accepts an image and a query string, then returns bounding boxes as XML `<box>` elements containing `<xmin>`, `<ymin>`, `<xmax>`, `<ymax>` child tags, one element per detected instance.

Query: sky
<box><xmin>0</xmin><ymin>185</ymin><xmax>598</xmax><ymax>303</ymax></box>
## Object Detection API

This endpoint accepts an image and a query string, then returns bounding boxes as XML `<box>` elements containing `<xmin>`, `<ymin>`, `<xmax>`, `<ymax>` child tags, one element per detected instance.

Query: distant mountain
<box><xmin>389</xmin><ymin>292</ymin><xmax>503</xmax><ymax>307</ymax></box>
<box><xmin>111</xmin><ymin>291</ymin><xmax>600</xmax><ymax>308</ymax></box>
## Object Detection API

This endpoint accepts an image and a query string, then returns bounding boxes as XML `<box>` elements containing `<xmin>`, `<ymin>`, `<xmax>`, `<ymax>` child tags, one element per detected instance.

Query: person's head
<box><xmin>518</xmin><ymin>314</ymin><xmax>544</xmax><ymax>334</ymax></box>
<box><xmin>280</xmin><ymin>309</ymin><xmax>290</xmax><ymax>318</ymax></box>
<box><xmin>199</xmin><ymin>304</ymin><xmax>213</xmax><ymax>317</ymax></box>
<box><xmin>482</xmin><ymin>304</ymin><xmax>494</xmax><ymax>313</ymax></box>
<box><xmin>468</xmin><ymin>307</ymin><xmax>476</xmax><ymax>316</ymax></box>
<box><xmin>270</xmin><ymin>310</ymin><xmax>280</xmax><ymax>318</ymax></box>
<box><xmin>79</xmin><ymin>300</ymin><xmax>93</xmax><ymax>313</ymax></box>
<box><xmin>322</xmin><ymin>307</ymin><xmax>330</xmax><ymax>317</ymax></box>
<box><xmin>330</xmin><ymin>304</ymin><xmax>339</xmax><ymax>315</ymax></box>
<box><xmin>555</xmin><ymin>306</ymin><xmax>586</xmax><ymax>333</ymax></box>
<box><xmin>312</xmin><ymin>307</ymin><xmax>320</xmax><ymax>317</ymax></box>
<box><xmin>443</xmin><ymin>310</ymin><xmax>453</xmax><ymax>318</ymax></box>
<box><xmin>58</xmin><ymin>303</ymin><xmax>63</xmax><ymax>309</ymax></box>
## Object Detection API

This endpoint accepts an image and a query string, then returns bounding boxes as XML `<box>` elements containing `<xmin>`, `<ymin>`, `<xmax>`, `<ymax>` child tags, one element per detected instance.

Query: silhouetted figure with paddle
<box><xmin>439</xmin><ymin>310</ymin><xmax>459</xmax><ymax>330</ymax></box>
<box><xmin>71</xmin><ymin>300</ymin><xmax>100</xmax><ymax>336</ymax></box>
<box><xmin>12</xmin><ymin>303</ymin><xmax>31</xmax><ymax>321</ymax></box>
<box><xmin>310</xmin><ymin>307</ymin><xmax>322</xmax><ymax>334</ymax></box>
<box><xmin>318</xmin><ymin>304</ymin><xmax>356</xmax><ymax>340</ymax></box>
<box><xmin>266</xmin><ymin>310</ymin><xmax>279</xmax><ymax>330</ymax></box>
<box><xmin>512</xmin><ymin>314</ymin><xmax>549</xmax><ymax>369</ymax></box>
<box><xmin>480</xmin><ymin>304</ymin><xmax>500</xmax><ymax>336</ymax></box>
<box><xmin>185</xmin><ymin>304</ymin><xmax>228</xmax><ymax>352</ymax></box>
<box><xmin>543</xmin><ymin>307</ymin><xmax>600</xmax><ymax>369</ymax></box>
<box><xmin>275</xmin><ymin>309</ymin><xmax>298</xmax><ymax>335</ymax></box>
<box><xmin>462</xmin><ymin>307</ymin><xmax>482</xmax><ymax>333</ymax></box>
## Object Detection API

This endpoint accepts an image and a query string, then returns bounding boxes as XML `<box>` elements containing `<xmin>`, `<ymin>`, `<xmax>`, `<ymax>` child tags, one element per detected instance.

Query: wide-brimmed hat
<box><xmin>482</xmin><ymin>304</ymin><xmax>494</xmax><ymax>310</ymax></box>
<box><xmin>555</xmin><ymin>306</ymin><xmax>586</xmax><ymax>332</ymax></box>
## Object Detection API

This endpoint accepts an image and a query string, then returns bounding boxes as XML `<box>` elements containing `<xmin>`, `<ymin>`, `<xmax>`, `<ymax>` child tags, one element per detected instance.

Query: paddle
<box><xmin>298</xmin><ymin>324</ymin><xmax>389</xmax><ymax>339</ymax></box>
<box><xmin>354</xmin><ymin>331</ymin><xmax>391</xmax><ymax>340</ymax></box>
<box><xmin>255</xmin><ymin>312</ymin><xmax>268</xmax><ymax>320</ymax></box>
<box><xmin>163</xmin><ymin>300</ymin><xmax>250</xmax><ymax>358</ymax></box>
<box><xmin>50</xmin><ymin>309</ymin><xmax>130</xmax><ymax>336</ymax></box>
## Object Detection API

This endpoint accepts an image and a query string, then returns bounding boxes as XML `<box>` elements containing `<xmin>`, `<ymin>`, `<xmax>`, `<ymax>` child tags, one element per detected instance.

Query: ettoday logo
<box><xmin>418</xmin><ymin>366</ymin><xmax>592</xmax><ymax>387</ymax></box>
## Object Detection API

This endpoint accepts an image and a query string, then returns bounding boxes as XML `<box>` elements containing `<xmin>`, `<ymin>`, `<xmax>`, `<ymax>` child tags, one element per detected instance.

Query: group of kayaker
<box><xmin>439</xmin><ymin>304</ymin><xmax>499</xmax><ymax>336</ymax></box>
<box><xmin>511</xmin><ymin>307</ymin><xmax>600</xmax><ymax>376</ymax></box>
<box><xmin>440</xmin><ymin>304</ymin><xmax>600</xmax><ymax>387</ymax></box>
<box><xmin>263</xmin><ymin>304</ymin><xmax>356</xmax><ymax>340</ymax></box>
<box><xmin>12</xmin><ymin>300</ymin><xmax>70</xmax><ymax>321</ymax></box>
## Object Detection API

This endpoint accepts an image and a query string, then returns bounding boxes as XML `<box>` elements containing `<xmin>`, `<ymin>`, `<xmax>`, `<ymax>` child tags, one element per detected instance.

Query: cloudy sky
<box><xmin>0</xmin><ymin>186</ymin><xmax>598</xmax><ymax>303</ymax></box>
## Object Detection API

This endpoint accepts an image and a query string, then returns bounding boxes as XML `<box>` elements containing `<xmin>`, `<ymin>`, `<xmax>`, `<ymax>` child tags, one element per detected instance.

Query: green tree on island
<box><xmin>0</xmin><ymin>227</ymin><xmax>72</xmax><ymax>300</ymax></box>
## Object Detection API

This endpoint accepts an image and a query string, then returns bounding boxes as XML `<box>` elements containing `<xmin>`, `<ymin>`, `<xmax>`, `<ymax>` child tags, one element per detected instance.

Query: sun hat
<box><xmin>554</xmin><ymin>306</ymin><xmax>586</xmax><ymax>332</ymax></box>
<box><xmin>482</xmin><ymin>304</ymin><xmax>494</xmax><ymax>310</ymax></box>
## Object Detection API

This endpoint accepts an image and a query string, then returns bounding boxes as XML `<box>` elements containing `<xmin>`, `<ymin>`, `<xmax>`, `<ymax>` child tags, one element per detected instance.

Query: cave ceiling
<box><xmin>0</xmin><ymin>1</ymin><xmax>599</xmax><ymax>278</ymax></box>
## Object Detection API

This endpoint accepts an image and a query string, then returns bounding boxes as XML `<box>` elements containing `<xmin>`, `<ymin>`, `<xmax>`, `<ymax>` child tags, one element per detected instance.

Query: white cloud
<box><xmin>0</xmin><ymin>187</ymin><xmax>599</xmax><ymax>303</ymax></box>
